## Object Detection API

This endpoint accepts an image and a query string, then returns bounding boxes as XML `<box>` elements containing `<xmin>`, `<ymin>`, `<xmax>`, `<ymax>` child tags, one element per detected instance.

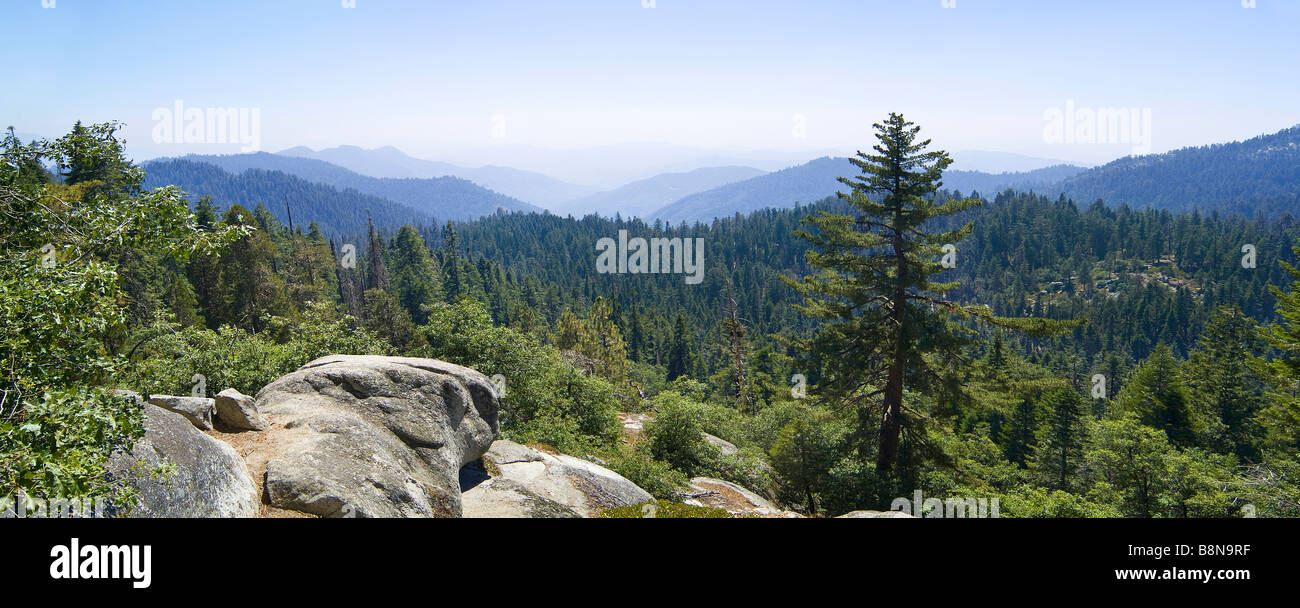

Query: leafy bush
<box><xmin>645</xmin><ymin>391</ymin><xmax>719</xmax><ymax>476</ymax></box>
<box><xmin>994</xmin><ymin>486</ymin><xmax>1123</xmax><ymax>518</ymax></box>
<box><xmin>414</xmin><ymin>299</ymin><xmax>621</xmax><ymax>452</ymax></box>
<box><xmin>0</xmin><ymin>388</ymin><xmax>144</xmax><ymax>508</ymax></box>
<box><xmin>820</xmin><ymin>457</ymin><xmax>890</xmax><ymax>516</ymax></box>
<box><xmin>604</xmin><ymin>443</ymin><xmax>689</xmax><ymax>500</ymax></box>
<box><xmin>0</xmin><ymin>123</ymin><xmax>245</xmax><ymax>505</ymax></box>
<box><xmin>701</xmin><ymin>445</ymin><xmax>777</xmax><ymax>501</ymax></box>
<box><xmin>129</xmin><ymin>302</ymin><xmax>389</xmax><ymax>396</ymax></box>
<box><xmin>601</xmin><ymin>499</ymin><xmax>731</xmax><ymax>518</ymax></box>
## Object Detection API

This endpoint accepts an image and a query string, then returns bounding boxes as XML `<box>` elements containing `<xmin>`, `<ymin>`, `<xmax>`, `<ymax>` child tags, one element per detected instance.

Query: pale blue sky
<box><xmin>3</xmin><ymin>0</ymin><xmax>1298</xmax><ymax>167</ymax></box>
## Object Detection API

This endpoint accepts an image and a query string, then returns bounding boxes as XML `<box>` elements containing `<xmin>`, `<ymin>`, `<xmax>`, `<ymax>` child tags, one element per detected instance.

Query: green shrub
<box><xmin>0</xmin><ymin>388</ymin><xmax>145</xmax><ymax>508</ymax></box>
<box><xmin>601</xmin><ymin>499</ymin><xmax>731</xmax><ymax>519</ymax></box>
<box><xmin>129</xmin><ymin>302</ymin><xmax>389</xmax><ymax>396</ymax></box>
<box><xmin>700</xmin><ymin>445</ymin><xmax>777</xmax><ymax>501</ymax></box>
<box><xmin>414</xmin><ymin>299</ymin><xmax>621</xmax><ymax>449</ymax></box>
<box><xmin>605</xmin><ymin>444</ymin><xmax>689</xmax><ymax>500</ymax></box>
<box><xmin>645</xmin><ymin>391</ymin><xmax>718</xmax><ymax>476</ymax></box>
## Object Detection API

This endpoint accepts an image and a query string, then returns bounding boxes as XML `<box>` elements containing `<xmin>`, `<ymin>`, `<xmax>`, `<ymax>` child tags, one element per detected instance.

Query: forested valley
<box><xmin>4</xmin><ymin>119</ymin><xmax>1299</xmax><ymax>518</ymax></box>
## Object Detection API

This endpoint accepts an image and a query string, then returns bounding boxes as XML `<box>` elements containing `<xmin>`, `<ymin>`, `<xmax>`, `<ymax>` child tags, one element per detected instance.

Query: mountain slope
<box><xmin>555</xmin><ymin>166</ymin><xmax>767</xmax><ymax>219</ymax></box>
<box><xmin>648</xmin><ymin>157</ymin><xmax>845</xmax><ymax>224</ymax></box>
<box><xmin>1057</xmin><ymin>124</ymin><xmax>1300</xmax><ymax>216</ymax></box>
<box><xmin>154</xmin><ymin>153</ymin><xmax>542</xmax><ymax>221</ymax></box>
<box><xmin>141</xmin><ymin>159</ymin><xmax>431</xmax><ymax>235</ymax></box>
<box><xmin>648</xmin><ymin>157</ymin><xmax>1083</xmax><ymax>224</ymax></box>
<box><xmin>278</xmin><ymin>145</ymin><xmax>597</xmax><ymax>207</ymax></box>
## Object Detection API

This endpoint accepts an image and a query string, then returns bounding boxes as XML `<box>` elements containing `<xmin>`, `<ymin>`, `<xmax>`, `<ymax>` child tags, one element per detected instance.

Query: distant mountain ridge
<box><xmin>277</xmin><ymin>145</ymin><xmax>597</xmax><ymax>207</ymax></box>
<box><xmin>141</xmin><ymin>159</ymin><xmax>432</xmax><ymax>235</ymax></box>
<box><xmin>648</xmin><ymin>158</ymin><xmax>1085</xmax><ymax>224</ymax></box>
<box><xmin>554</xmin><ymin>165</ymin><xmax>767</xmax><ymax>219</ymax></box>
<box><xmin>649</xmin><ymin>124</ymin><xmax>1300</xmax><ymax>224</ymax></box>
<box><xmin>150</xmin><ymin>152</ymin><xmax>542</xmax><ymax>221</ymax></box>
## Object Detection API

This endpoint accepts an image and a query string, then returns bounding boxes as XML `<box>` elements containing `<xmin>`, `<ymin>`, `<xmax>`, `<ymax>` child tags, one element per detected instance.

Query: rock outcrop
<box><xmin>215</xmin><ymin>388</ymin><xmax>268</xmax><ymax>431</ymax></box>
<box><xmin>146</xmin><ymin>395</ymin><xmax>215</xmax><ymax>431</ymax></box>
<box><xmin>460</xmin><ymin>440</ymin><xmax>652</xmax><ymax>517</ymax></box>
<box><xmin>108</xmin><ymin>404</ymin><xmax>258</xmax><ymax>518</ymax></box>
<box><xmin>251</xmin><ymin>355</ymin><xmax>500</xmax><ymax>518</ymax></box>
<box><xmin>682</xmin><ymin>477</ymin><xmax>802</xmax><ymax>518</ymax></box>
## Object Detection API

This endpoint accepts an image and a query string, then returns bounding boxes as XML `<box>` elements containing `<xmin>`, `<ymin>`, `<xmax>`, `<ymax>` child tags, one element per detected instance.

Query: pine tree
<box><xmin>388</xmin><ymin>225</ymin><xmax>442</xmax><ymax>324</ymax></box>
<box><xmin>577</xmin><ymin>297</ymin><xmax>629</xmax><ymax>384</ymax></box>
<box><xmin>187</xmin><ymin>197</ymin><xmax>225</xmax><ymax>328</ymax></box>
<box><xmin>218</xmin><ymin>204</ymin><xmax>288</xmax><ymax>332</ymax></box>
<box><xmin>1261</xmin><ymin>242</ymin><xmax>1300</xmax><ymax>453</ymax></box>
<box><xmin>1184</xmin><ymin>306</ymin><xmax>1266</xmax><ymax>461</ymax></box>
<box><xmin>365</xmin><ymin>217</ymin><xmax>390</xmax><ymax>293</ymax></box>
<box><xmin>1112</xmin><ymin>344</ymin><xmax>1197</xmax><ymax>447</ymax></box>
<box><xmin>441</xmin><ymin>221</ymin><xmax>463</xmax><ymax>300</ymax></box>
<box><xmin>553</xmin><ymin>310</ymin><xmax>584</xmax><ymax>351</ymax></box>
<box><xmin>769</xmin><ymin>412</ymin><xmax>840</xmax><ymax>515</ymax></box>
<box><xmin>627</xmin><ymin>294</ymin><xmax>645</xmax><ymax>363</ymax></box>
<box><xmin>785</xmin><ymin>113</ymin><xmax>1081</xmax><ymax>478</ymax></box>
<box><xmin>1032</xmin><ymin>388</ymin><xmax>1089</xmax><ymax>490</ymax></box>
<box><xmin>332</xmin><ymin>239</ymin><xmax>363</xmax><ymax>320</ymax></box>
<box><xmin>720</xmin><ymin>279</ymin><xmax>752</xmax><ymax>410</ymax></box>
<box><xmin>667</xmin><ymin>314</ymin><xmax>693</xmax><ymax>382</ymax></box>
<box><xmin>361</xmin><ymin>288</ymin><xmax>416</xmax><ymax>350</ymax></box>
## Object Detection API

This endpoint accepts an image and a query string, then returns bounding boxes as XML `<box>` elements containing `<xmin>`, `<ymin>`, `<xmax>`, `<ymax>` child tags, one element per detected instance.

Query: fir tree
<box><xmin>365</xmin><ymin>217</ymin><xmax>390</xmax><ymax>293</ymax></box>
<box><xmin>785</xmin><ymin>113</ymin><xmax>1081</xmax><ymax>478</ymax></box>
<box><xmin>1033</xmin><ymin>388</ymin><xmax>1089</xmax><ymax>490</ymax></box>
<box><xmin>1261</xmin><ymin>242</ymin><xmax>1300</xmax><ymax>453</ymax></box>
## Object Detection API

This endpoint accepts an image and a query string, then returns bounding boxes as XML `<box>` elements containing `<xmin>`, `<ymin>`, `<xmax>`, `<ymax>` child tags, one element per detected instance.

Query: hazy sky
<box><xmin>4</xmin><ymin>0</ymin><xmax>1298</xmax><ymax>168</ymax></box>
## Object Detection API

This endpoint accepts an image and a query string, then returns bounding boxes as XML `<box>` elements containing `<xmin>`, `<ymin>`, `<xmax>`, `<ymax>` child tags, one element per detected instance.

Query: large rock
<box><xmin>837</xmin><ymin>510</ymin><xmax>916</xmax><ymax>518</ymax></box>
<box><xmin>146</xmin><ymin>395</ymin><xmax>214</xmax><ymax>431</ymax></box>
<box><xmin>460</xmin><ymin>440</ymin><xmax>651</xmax><ymax>517</ymax></box>
<box><xmin>107</xmin><ymin>404</ymin><xmax>258</xmax><ymax>518</ymax></box>
<box><xmin>215</xmin><ymin>388</ymin><xmax>268</xmax><ymax>431</ymax></box>
<box><xmin>682</xmin><ymin>477</ymin><xmax>802</xmax><ymax>518</ymax></box>
<box><xmin>253</xmin><ymin>355</ymin><xmax>500</xmax><ymax>518</ymax></box>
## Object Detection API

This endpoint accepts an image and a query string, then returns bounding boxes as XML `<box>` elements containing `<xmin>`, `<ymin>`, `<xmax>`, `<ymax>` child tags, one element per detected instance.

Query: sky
<box><xmin>3</xmin><ymin>0</ymin><xmax>1299</xmax><ymax>171</ymax></box>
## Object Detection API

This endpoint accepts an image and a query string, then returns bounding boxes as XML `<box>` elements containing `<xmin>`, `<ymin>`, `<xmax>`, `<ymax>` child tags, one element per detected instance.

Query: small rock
<box><xmin>703</xmin><ymin>433</ymin><xmax>738</xmax><ymax>457</ymax></box>
<box><xmin>146</xmin><ymin>395</ymin><xmax>214</xmax><ymax>431</ymax></box>
<box><xmin>108</xmin><ymin>389</ymin><xmax>143</xmax><ymax>405</ymax></box>
<box><xmin>461</xmin><ymin>440</ymin><xmax>651</xmax><ymax>517</ymax></box>
<box><xmin>482</xmin><ymin>440</ymin><xmax>544</xmax><ymax>466</ymax></box>
<box><xmin>683</xmin><ymin>477</ymin><xmax>802</xmax><ymax>518</ymax></box>
<box><xmin>215</xmin><ymin>388</ymin><xmax>268</xmax><ymax>431</ymax></box>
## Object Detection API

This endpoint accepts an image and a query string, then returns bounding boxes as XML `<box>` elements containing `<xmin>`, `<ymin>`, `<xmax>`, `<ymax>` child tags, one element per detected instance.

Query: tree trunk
<box><xmin>877</xmin><ymin>206</ymin><xmax>907</xmax><ymax>478</ymax></box>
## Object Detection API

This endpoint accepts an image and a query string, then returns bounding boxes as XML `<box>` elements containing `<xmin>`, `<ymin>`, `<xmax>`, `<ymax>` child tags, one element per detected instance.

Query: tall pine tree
<box><xmin>785</xmin><ymin>113</ymin><xmax>1080</xmax><ymax>479</ymax></box>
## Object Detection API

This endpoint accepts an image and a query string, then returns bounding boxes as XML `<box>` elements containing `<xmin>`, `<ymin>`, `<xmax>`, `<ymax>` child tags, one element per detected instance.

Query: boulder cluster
<box><xmin>112</xmin><ymin>355</ymin><xmax>911</xmax><ymax>518</ymax></box>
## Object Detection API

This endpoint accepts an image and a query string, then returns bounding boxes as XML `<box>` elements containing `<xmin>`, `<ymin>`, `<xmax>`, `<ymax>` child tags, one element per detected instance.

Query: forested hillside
<box><xmin>140</xmin><ymin>158</ymin><xmax>431</xmax><ymax>234</ymax></box>
<box><xmin>648</xmin><ymin>124</ymin><xmax>1300</xmax><ymax>225</ymax></box>
<box><xmin>649</xmin><ymin>157</ymin><xmax>1086</xmax><ymax>224</ymax></box>
<box><xmin>6</xmin><ymin>120</ymin><xmax>1300</xmax><ymax>520</ymax></box>
<box><xmin>144</xmin><ymin>153</ymin><xmax>541</xmax><ymax>222</ymax></box>
<box><xmin>1058</xmin><ymin>125</ymin><xmax>1300</xmax><ymax>217</ymax></box>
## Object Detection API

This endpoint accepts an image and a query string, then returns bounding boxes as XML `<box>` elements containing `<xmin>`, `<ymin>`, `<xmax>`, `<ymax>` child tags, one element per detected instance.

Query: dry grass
<box><xmin>206</xmin><ymin>422</ymin><xmax>315</xmax><ymax>518</ymax></box>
